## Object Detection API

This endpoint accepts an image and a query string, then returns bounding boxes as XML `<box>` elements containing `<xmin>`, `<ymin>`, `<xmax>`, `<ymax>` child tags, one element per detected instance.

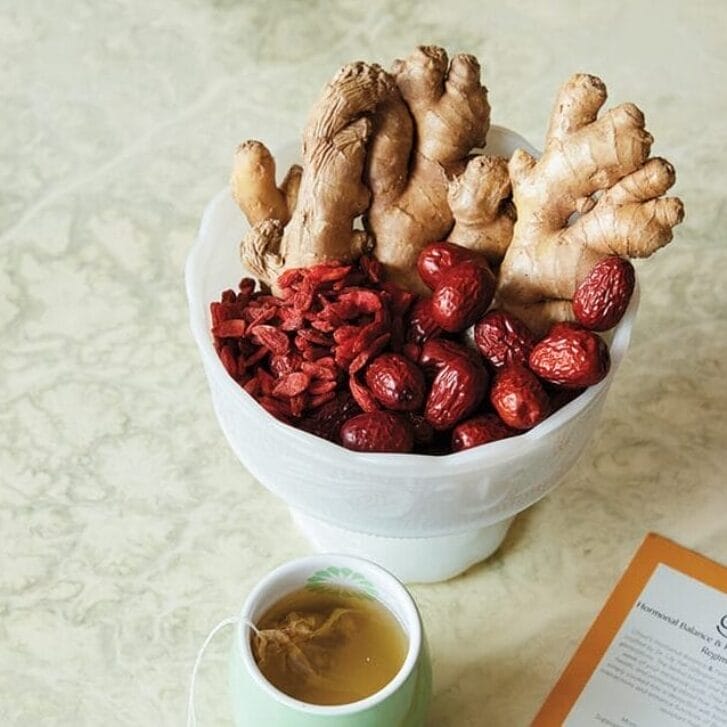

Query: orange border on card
<box><xmin>531</xmin><ymin>533</ymin><xmax>727</xmax><ymax>726</ymax></box>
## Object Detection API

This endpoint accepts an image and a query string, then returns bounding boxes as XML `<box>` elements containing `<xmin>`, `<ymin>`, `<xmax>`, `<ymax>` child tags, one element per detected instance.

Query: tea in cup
<box><xmin>230</xmin><ymin>554</ymin><xmax>432</xmax><ymax>726</ymax></box>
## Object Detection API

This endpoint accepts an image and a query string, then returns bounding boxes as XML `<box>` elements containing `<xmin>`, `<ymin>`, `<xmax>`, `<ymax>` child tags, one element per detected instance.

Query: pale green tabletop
<box><xmin>1</xmin><ymin>1</ymin><xmax>725</xmax><ymax>725</ymax></box>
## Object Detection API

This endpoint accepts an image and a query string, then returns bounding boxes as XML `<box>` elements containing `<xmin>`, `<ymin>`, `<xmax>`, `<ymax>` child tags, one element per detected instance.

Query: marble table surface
<box><xmin>2</xmin><ymin>2</ymin><xmax>725</xmax><ymax>725</ymax></box>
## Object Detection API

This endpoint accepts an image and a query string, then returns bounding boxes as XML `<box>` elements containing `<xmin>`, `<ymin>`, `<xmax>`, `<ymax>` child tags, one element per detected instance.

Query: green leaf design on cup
<box><xmin>305</xmin><ymin>566</ymin><xmax>378</xmax><ymax>600</ymax></box>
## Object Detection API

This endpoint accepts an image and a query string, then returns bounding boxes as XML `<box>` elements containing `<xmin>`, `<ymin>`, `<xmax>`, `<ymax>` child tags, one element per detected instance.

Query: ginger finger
<box><xmin>546</xmin><ymin>74</ymin><xmax>607</xmax><ymax>143</ymax></box>
<box><xmin>448</xmin><ymin>155</ymin><xmax>514</xmax><ymax>264</ymax></box>
<box><xmin>600</xmin><ymin>157</ymin><xmax>675</xmax><ymax>205</ymax></box>
<box><xmin>567</xmin><ymin>197</ymin><xmax>685</xmax><ymax>258</ymax></box>
<box><xmin>280</xmin><ymin>164</ymin><xmax>302</xmax><ymax>216</ymax></box>
<box><xmin>232</xmin><ymin>141</ymin><xmax>292</xmax><ymax>225</ymax></box>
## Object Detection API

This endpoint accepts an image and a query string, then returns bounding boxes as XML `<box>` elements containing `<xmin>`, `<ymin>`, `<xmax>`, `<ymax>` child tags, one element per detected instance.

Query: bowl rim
<box><xmin>185</xmin><ymin>126</ymin><xmax>638</xmax><ymax>474</ymax></box>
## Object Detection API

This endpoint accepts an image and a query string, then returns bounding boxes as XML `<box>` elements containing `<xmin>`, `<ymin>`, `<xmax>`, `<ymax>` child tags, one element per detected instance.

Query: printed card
<box><xmin>533</xmin><ymin>533</ymin><xmax>727</xmax><ymax>726</ymax></box>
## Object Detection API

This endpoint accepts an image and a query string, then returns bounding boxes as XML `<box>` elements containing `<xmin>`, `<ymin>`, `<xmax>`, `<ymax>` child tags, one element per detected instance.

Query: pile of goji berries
<box><xmin>211</xmin><ymin>244</ymin><xmax>633</xmax><ymax>455</ymax></box>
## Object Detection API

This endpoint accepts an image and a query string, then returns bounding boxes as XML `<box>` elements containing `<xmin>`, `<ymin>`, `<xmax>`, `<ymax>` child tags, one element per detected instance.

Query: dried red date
<box><xmin>364</xmin><ymin>353</ymin><xmax>426</xmax><ymax>412</ymax></box>
<box><xmin>452</xmin><ymin>414</ymin><xmax>514</xmax><ymax>452</ymax></box>
<box><xmin>340</xmin><ymin>411</ymin><xmax>414</xmax><ymax>453</ymax></box>
<box><xmin>474</xmin><ymin>310</ymin><xmax>537</xmax><ymax>368</ymax></box>
<box><xmin>406</xmin><ymin>298</ymin><xmax>443</xmax><ymax>344</ymax></box>
<box><xmin>423</xmin><ymin>341</ymin><xmax>489</xmax><ymax>430</ymax></box>
<box><xmin>529</xmin><ymin>323</ymin><xmax>610</xmax><ymax>388</ymax></box>
<box><xmin>419</xmin><ymin>338</ymin><xmax>482</xmax><ymax>373</ymax></box>
<box><xmin>417</xmin><ymin>241</ymin><xmax>477</xmax><ymax>290</ymax></box>
<box><xmin>299</xmin><ymin>392</ymin><xmax>360</xmax><ymax>443</ymax></box>
<box><xmin>490</xmin><ymin>365</ymin><xmax>550</xmax><ymax>430</ymax></box>
<box><xmin>573</xmin><ymin>256</ymin><xmax>635</xmax><ymax>331</ymax></box>
<box><xmin>430</xmin><ymin>261</ymin><xmax>496</xmax><ymax>333</ymax></box>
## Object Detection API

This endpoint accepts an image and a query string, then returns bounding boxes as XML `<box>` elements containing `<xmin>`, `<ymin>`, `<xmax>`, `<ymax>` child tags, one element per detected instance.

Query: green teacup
<box><xmin>230</xmin><ymin>554</ymin><xmax>432</xmax><ymax>726</ymax></box>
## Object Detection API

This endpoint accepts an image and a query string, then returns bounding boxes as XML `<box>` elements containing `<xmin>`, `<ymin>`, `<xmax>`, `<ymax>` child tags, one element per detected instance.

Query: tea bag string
<box><xmin>187</xmin><ymin>616</ymin><xmax>260</xmax><ymax>727</ymax></box>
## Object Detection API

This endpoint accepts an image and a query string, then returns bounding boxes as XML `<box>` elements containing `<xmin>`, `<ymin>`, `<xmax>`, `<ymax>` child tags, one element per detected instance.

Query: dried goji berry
<box><xmin>333</xmin><ymin>325</ymin><xmax>360</xmax><ymax>344</ymax></box>
<box><xmin>309</xmin><ymin>391</ymin><xmax>337</xmax><ymax>409</ymax></box>
<box><xmin>246</xmin><ymin>306</ymin><xmax>278</xmax><ymax>327</ymax></box>
<box><xmin>258</xmin><ymin>396</ymin><xmax>292</xmax><ymax>422</ymax></box>
<box><xmin>301</xmin><ymin>345</ymin><xmax>329</xmax><ymax>362</ymax></box>
<box><xmin>278</xmin><ymin>307</ymin><xmax>305</xmax><ymax>331</ymax></box>
<box><xmin>349</xmin><ymin>375</ymin><xmax>380</xmax><ymax>413</ymax></box>
<box><xmin>297</xmin><ymin>328</ymin><xmax>334</xmax><ymax>347</ymax></box>
<box><xmin>290</xmin><ymin>394</ymin><xmax>307</xmax><ymax>417</ymax></box>
<box><xmin>270</xmin><ymin>352</ymin><xmax>303</xmax><ymax>377</ymax></box>
<box><xmin>273</xmin><ymin>372</ymin><xmax>310</xmax><ymax>398</ymax></box>
<box><xmin>349</xmin><ymin>333</ymin><xmax>391</xmax><ymax>374</ymax></box>
<box><xmin>308</xmin><ymin>379</ymin><xmax>338</xmax><ymax>396</ymax></box>
<box><xmin>251</xmin><ymin>325</ymin><xmax>289</xmax><ymax>355</ymax></box>
<box><xmin>213</xmin><ymin>319</ymin><xmax>247</xmax><ymax>338</ymax></box>
<box><xmin>257</xmin><ymin>369</ymin><xmax>276</xmax><ymax>397</ymax></box>
<box><xmin>241</xmin><ymin>346</ymin><xmax>268</xmax><ymax>369</ymax></box>
<box><xmin>306</xmin><ymin>262</ymin><xmax>353</xmax><ymax>284</ymax></box>
<box><xmin>277</xmin><ymin>268</ymin><xmax>305</xmax><ymax>290</ymax></box>
<box><xmin>238</xmin><ymin>278</ymin><xmax>256</xmax><ymax>298</ymax></box>
<box><xmin>219</xmin><ymin>346</ymin><xmax>238</xmax><ymax>377</ymax></box>
<box><xmin>301</xmin><ymin>361</ymin><xmax>338</xmax><ymax>380</ymax></box>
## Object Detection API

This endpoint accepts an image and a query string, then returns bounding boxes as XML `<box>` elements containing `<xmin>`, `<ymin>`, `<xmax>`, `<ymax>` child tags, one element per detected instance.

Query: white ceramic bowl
<box><xmin>185</xmin><ymin>126</ymin><xmax>638</xmax><ymax>583</ymax></box>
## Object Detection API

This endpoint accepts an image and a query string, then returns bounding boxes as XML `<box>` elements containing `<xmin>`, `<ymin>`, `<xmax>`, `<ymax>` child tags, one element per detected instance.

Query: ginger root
<box><xmin>365</xmin><ymin>46</ymin><xmax>512</xmax><ymax>291</ymax></box>
<box><xmin>232</xmin><ymin>59</ymin><xmax>683</xmax><ymax>316</ymax></box>
<box><xmin>232</xmin><ymin>47</ymin><xmax>514</xmax><ymax>293</ymax></box>
<box><xmin>497</xmin><ymin>74</ymin><xmax>684</xmax><ymax>332</ymax></box>
<box><xmin>235</xmin><ymin>62</ymin><xmax>396</xmax><ymax>291</ymax></box>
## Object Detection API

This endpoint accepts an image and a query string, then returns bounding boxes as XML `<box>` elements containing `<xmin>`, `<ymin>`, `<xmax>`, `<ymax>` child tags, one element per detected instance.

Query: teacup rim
<box><xmin>237</xmin><ymin>553</ymin><xmax>422</xmax><ymax>715</ymax></box>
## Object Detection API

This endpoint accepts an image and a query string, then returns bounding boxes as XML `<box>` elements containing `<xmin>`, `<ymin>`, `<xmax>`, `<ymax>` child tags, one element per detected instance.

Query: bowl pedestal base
<box><xmin>290</xmin><ymin>509</ymin><xmax>515</xmax><ymax>583</ymax></box>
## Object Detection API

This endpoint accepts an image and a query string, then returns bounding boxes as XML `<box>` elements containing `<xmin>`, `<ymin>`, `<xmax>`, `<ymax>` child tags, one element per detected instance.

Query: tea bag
<box><xmin>252</xmin><ymin>607</ymin><xmax>360</xmax><ymax>697</ymax></box>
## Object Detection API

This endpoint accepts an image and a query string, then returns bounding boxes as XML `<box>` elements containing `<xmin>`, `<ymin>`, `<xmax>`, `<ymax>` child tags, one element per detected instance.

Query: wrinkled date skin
<box><xmin>452</xmin><ymin>413</ymin><xmax>515</xmax><ymax>452</ymax></box>
<box><xmin>490</xmin><ymin>365</ymin><xmax>550</xmax><ymax>430</ymax></box>
<box><xmin>419</xmin><ymin>337</ymin><xmax>483</xmax><ymax>373</ymax></box>
<box><xmin>430</xmin><ymin>261</ymin><xmax>496</xmax><ymax>333</ymax></box>
<box><xmin>529</xmin><ymin>322</ymin><xmax>610</xmax><ymax>388</ymax></box>
<box><xmin>417</xmin><ymin>241</ymin><xmax>477</xmax><ymax>290</ymax></box>
<box><xmin>340</xmin><ymin>411</ymin><xmax>414</xmax><ymax>453</ymax></box>
<box><xmin>474</xmin><ymin>309</ymin><xmax>538</xmax><ymax>368</ymax></box>
<box><xmin>406</xmin><ymin>297</ymin><xmax>443</xmax><ymax>344</ymax></box>
<box><xmin>421</xmin><ymin>339</ymin><xmax>489</xmax><ymax>430</ymax></box>
<box><xmin>573</xmin><ymin>256</ymin><xmax>635</xmax><ymax>331</ymax></box>
<box><xmin>365</xmin><ymin>353</ymin><xmax>426</xmax><ymax>412</ymax></box>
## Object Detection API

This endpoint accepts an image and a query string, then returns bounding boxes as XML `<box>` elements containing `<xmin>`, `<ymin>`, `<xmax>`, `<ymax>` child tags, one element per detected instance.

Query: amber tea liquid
<box><xmin>251</xmin><ymin>587</ymin><xmax>408</xmax><ymax>706</ymax></box>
